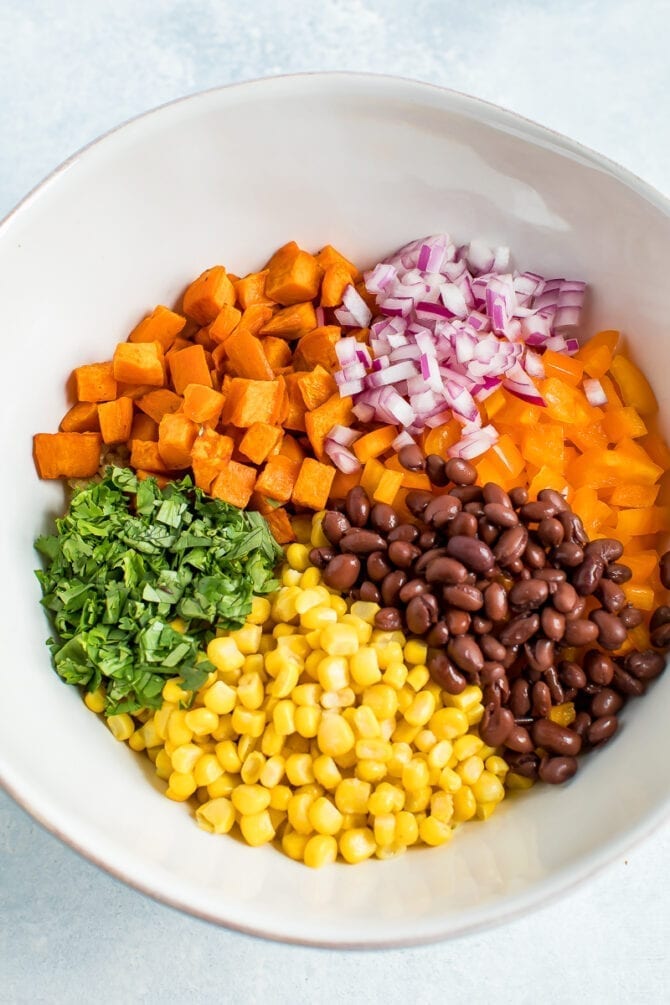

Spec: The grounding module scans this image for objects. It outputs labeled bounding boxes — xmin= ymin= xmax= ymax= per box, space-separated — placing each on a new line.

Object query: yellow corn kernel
xmin=446 ymin=684 xmax=483 ymax=712
xmin=339 ymin=613 xmax=373 ymax=646
xmin=258 ymin=754 xmax=284 ymax=789
xmin=430 ymin=791 xmax=454 ymax=823
xmin=282 ymin=567 xmax=302 ymax=587
xmin=419 ymin=816 xmax=454 ymax=847
xmin=362 ymin=684 xmax=398 ymax=720
xmin=427 ymin=739 xmax=453 ymax=771
xmin=151 ymin=704 xmax=173 ymax=741
xmin=273 ymin=623 xmax=297 ymax=638
xmin=368 ymin=782 xmax=404 ymax=815
xmin=438 ymin=766 xmax=462 ymax=793
xmin=452 ymin=785 xmax=477 ymax=821
xmin=310 ymin=512 xmax=329 ymax=547
xmin=215 ymin=740 xmax=242 ymax=773
xmin=171 ymin=743 xmax=203 ymax=774
xmin=303 ymin=833 xmax=338 ymax=868
xmin=317 ymin=655 xmax=349 ymax=692
xmin=286 ymin=542 xmax=311 ymax=572
xmin=308 ymin=796 xmax=343 ymax=836
xmin=165 ymin=771 xmax=197 ymax=801
xmin=233 ymin=672 xmax=262 ymax=711
xmin=295 ymin=705 xmax=321 ymax=738
xmin=485 ymin=755 xmax=510 ymax=778
xmin=312 ymin=755 xmax=342 ymax=790
xmin=430 ymin=707 xmax=469 ymax=740
xmin=548 ymin=702 xmax=577 ymax=727
xmin=318 ymin=712 xmax=355 ymax=758
xmin=237 ymin=734 xmax=258 ymax=762
xmin=247 ymin=595 xmax=271 ymax=625
xmin=287 ymin=792 xmax=316 ymax=834
xmin=269 ymin=784 xmax=292 ymax=811
xmin=232 ymin=706 xmax=266 ymax=738
xmin=84 ymin=687 xmax=105 ymax=714
xmin=285 ymin=752 xmax=315 ymax=786
xmin=391 ymin=720 xmax=421 ymax=744
xmin=375 ymin=642 xmax=405 ymax=670
xmin=239 ymin=810 xmax=275 ymax=847
xmin=355 ymin=759 xmax=388 ymax=784
xmin=383 ymin=661 xmax=408 ymax=690
xmin=406 ymin=665 xmax=430 ymax=692
xmin=321 ymin=687 xmax=356 ymax=710
xmin=211 ymin=717 xmax=235 ymax=742
xmin=402 ymin=757 xmax=430 ymax=792
xmin=387 ymin=742 xmax=413 ymax=777
xmin=231 ymin=783 xmax=271 ymax=816
xmin=195 ymin=797 xmax=235 ymax=835
xmin=506 ymin=772 xmax=535 ymax=790
xmin=268 ymin=662 xmax=299 ymax=700
xmin=162 ymin=678 xmax=189 ymax=704
xmin=404 ymin=690 xmax=436 ymax=727
xmin=202 ymin=680 xmax=236 ymax=716
xmin=230 ymin=623 xmax=263 ymax=656
xmin=328 ymin=594 xmax=348 ymax=618
xmin=184 ymin=707 xmax=219 ymax=737
xmin=206 ymin=772 xmax=238 ymax=799
xmin=396 ymin=686 xmax=415 ymax=715
xmin=207 ymin=636 xmax=245 ymax=673
xmin=404 ymin=785 xmax=431 ymax=813
xmin=128 ymin=731 xmax=145 ymax=752
xmin=320 ymin=623 xmax=359 ymax=657
xmin=355 ymin=738 xmax=392 ymax=762
xmin=466 ymin=703 xmax=484 ymax=726
xmin=291 ymin=513 xmax=312 ymax=544
xmin=271 ymin=586 xmax=301 ymax=624
xmin=472 ymin=770 xmax=505 ymax=805
xmin=453 ymin=734 xmax=484 ymax=761
xmin=339 ymin=827 xmax=376 ymax=864
xmin=260 ymin=722 xmax=285 ymax=757
xmin=194 ymin=753 xmax=223 ymax=788
xmin=373 ymin=812 xmax=396 ymax=847
xmin=457 ymin=755 xmax=485 ymax=786
xmin=395 ymin=811 xmax=419 ymax=846
xmin=349 ymin=647 xmax=381 ymax=687
xmin=334 ymin=777 xmax=371 ymax=815
xmin=293 ymin=589 xmax=324 ymax=617
xmin=240 ymin=750 xmax=267 ymax=785
xmin=403 ymin=639 xmax=428 ymax=666
xmin=107 ymin=713 xmax=134 ymax=742
xmin=299 ymin=566 xmax=322 ymax=590
xmin=351 ymin=704 xmax=381 ymax=739
xmin=348 ymin=600 xmax=377 ymax=624
xmin=290 ymin=683 xmax=319 ymax=707
xmin=273 ymin=699 xmax=296 ymax=737
xmin=282 ymin=827 xmax=310 ymax=861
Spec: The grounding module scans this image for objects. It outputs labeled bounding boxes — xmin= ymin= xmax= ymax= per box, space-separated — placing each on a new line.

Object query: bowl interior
xmin=1 ymin=74 xmax=669 ymax=946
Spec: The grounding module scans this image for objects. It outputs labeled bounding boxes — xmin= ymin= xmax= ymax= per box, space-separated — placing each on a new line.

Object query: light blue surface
xmin=2 ymin=2 xmax=670 ymax=1002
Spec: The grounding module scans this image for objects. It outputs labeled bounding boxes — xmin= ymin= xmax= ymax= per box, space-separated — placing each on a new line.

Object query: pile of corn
xmin=91 ymin=517 xmax=514 ymax=867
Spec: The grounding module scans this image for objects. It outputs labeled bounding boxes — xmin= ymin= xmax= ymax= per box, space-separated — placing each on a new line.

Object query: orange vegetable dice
xmin=157 ymin=412 xmax=199 ymax=469
xmin=304 ymin=394 xmax=354 ymax=460
xmin=137 ymin=388 xmax=183 ymax=423
xmin=209 ymin=304 xmax=242 ymax=344
xmin=33 ymin=432 xmax=102 ymax=480
xmin=182 ymin=384 xmax=225 ymax=424
xmin=320 ymin=263 xmax=353 ymax=308
xmin=262 ymin=336 xmax=293 ymax=373
xmin=492 ymin=432 xmax=526 ymax=478
xmin=210 ymin=460 xmax=257 ymax=508
xmin=130 ymin=412 xmax=158 ymax=442
xmin=294 ymin=326 xmax=341 ymax=372
xmin=602 ymin=406 xmax=647 ymax=443
xmin=234 ymin=270 xmax=273 ymax=309
xmin=609 ymin=483 xmax=660 ymax=508
xmin=297 ymin=366 xmax=337 ymax=411
xmin=129 ymin=439 xmax=169 ymax=473
xmin=609 ymin=353 xmax=658 ymax=415
xmin=329 ymin=469 xmax=361 ymax=500
xmin=315 ymin=244 xmax=360 ymax=280
xmin=255 ymin=455 xmax=301 ymax=503
xmin=128 ymin=305 xmax=186 ymax=351
xmin=260 ymin=302 xmax=317 ymax=339
xmin=642 ymin=433 xmax=670 ymax=469
xmin=292 ymin=458 xmax=336 ymax=511
xmin=265 ymin=243 xmax=323 ymax=306
xmin=74 ymin=361 xmax=118 ymax=403
xmin=183 ymin=266 xmax=235 ymax=325
xmin=372 ymin=469 xmax=404 ymax=506
xmin=98 ymin=396 xmax=134 ymax=445
xmin=265 ymin=507 xmax=296 ymax=545
xmin=422 ymin=421 xmax=461 ymax=458
xmin=527 ymin=466 xmax=568 ymax=500
xmin=359 ymin=458 xmax=385 ymax=498
xmin=113 ymin=342 xmax=164 ymax=387
xmin=191 ymin=429 xmax=234 ymax=492
xmin=239 ymin=423 xmax=284 ymax=465
xmin=539 ymin=378 xmax=591 ymax=426
xmin=542 ymin=349 xmax=584 ymax=387
xmin=623 ymin=583 xmax=656 ymax=611
xmin=168 ymin=344 xmax=213 ymax=394
xmin=59 ymin=402 xmax=100 ymax=433
xmin=353 ymin=426 xmax=398 ymax=464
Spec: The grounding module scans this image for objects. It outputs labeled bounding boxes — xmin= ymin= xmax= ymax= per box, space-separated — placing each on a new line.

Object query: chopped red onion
xmin=583 ymin=377 xmax=608 ymax=407
xmin=325 ymin=439 xmax=362 ymax=473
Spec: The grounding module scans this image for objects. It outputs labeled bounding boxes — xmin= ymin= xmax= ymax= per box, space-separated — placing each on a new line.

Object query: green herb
xmin=35 ymin=467 xmax=282 ymax=715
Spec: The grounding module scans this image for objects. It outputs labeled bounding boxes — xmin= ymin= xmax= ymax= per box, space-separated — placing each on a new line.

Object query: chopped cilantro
xmin=35 ymin=467 xmax=282 ymax=715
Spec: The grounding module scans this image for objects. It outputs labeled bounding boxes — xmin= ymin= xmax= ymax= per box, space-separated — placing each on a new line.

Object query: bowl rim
xmin=2 ymin=70 xmax=670 ymax=949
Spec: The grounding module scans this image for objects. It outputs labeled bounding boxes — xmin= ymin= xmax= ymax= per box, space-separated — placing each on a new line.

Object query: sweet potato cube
xmin=291 ymin=458 xmax=335 ymax=511
xmin=98 ymin=396 xmax=134 ymax=445
xmin=265 ymin=244 xmax=323 ymax=306
xmin=182 ymin=266 xmax=235 ymax=325
xmin=211 ymin=460 xmax=257 ymax=508
xmin=137 ymin=388 xmax=183 ymax=423
xmin=238 ymin=305 xmax=274 ymax=336
xmin=315 ymin=244 xmax=360 ymax=280
xmin=209 ymin=303 xmax=242 ymax=344
xmin=191 ymin=429 xmax=234 ymax=492
xmin=113 ymin=342 xmax=165 ymax=387
xmin=262 ymin=336 xmax=292 ymax=373
xmin=224 ymin=330 xmax=275 ymax=381
xmin=59 ymin=401 xmax=99 ymax=433
xmin=260 ymin=302 xmax=317 ymax=339
xmin=282 ymin=373 xmax=308 ymax=432
xmin=304 ymin=394 xmax=354 ymax=460
xmin=222 ymin=378 xmax=283 ymax=427
xmin=158 ymin=412 xmax=199 ymax=469
xmin=264 ymin=507 xmax=296 ymax=545
xmin=294 ymin=326 xmax=341 ymax=372
xmin=182 ymin=384 xmax=225 ymax=424
xmin=33 ymin=432 xmax=102 ymax=480
xmin=297 ymin=366 xmax=337 ymax=411
xmin=254 ymin=455 xmax=300 ymax=503
xmin=320 ymin=263 xmax=353 ymax=308
xmin=329 ymin=468 xmax=361 ymax=500
xmin=130 ymin=412 xmax=158 ymax=441
xmin=130 ymin=439 xmax=169 ymax=473
xmin=168 ymin=344 xmax=212 ymax=394
xmin=278 ymin=433 xmax=306 ymax=465
xmin=239 ymin=423 xmax=283 ymax=465
xmin=234 ymin=270 xmax=273 ymax=309
xmin=128 ymin=305 xmax=186 ymax=351
xmin=74 ymin=361 xmax=118 ymax=402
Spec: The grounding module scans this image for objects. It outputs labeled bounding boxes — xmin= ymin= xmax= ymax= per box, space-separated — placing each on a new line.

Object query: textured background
xmin=2 ymin=1 xmax=670 ymax=1002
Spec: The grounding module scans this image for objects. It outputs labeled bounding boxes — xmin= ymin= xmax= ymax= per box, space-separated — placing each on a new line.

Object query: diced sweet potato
xmin=168 ymin=344 xmax=212 ymax=394
xmin=265 ymin=243 xmax=323 ymax=306
xmin=183 ymin=266 xmax=235 ymax=325
xmin=260 ymin=302 xmax=317 ymax=339
xmin=158 ymin=412 xmax=199 ymax=469
xmin=291 ymin=458 xmax=335 ymax=511
xmin=190 ymin=429 xmax=234 ymax=492
xmin=128 ymin=305 xmax=186 ymax=351
xmin=254 ymin=455 xmax=300 ymax=503
xmin=33 ymin=432 xmax=102 ymax=479
xmin=182 ymin=384 xmax=225 ymax=424
xmin=113 ymin=342 xmax=165 ymax=387
xmin=137 ymin=388 xmax=183 ymax=423
xmin=238 ymin=423 xmax=283 ymax=465
xmin=98 ymin=396 xmax=134 ymax=445
xmin=210 ymin=460 xmax=257 ymax=508
xmin=59 ymin=401 xmax=99 ymax=433
xmin=74 ymin=361 xmax=117 ymax=402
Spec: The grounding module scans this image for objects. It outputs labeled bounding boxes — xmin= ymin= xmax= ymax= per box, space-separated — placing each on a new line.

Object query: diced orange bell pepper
xmin=372 ymin=469 xmax=404 ymax=506
xmin=643 ymin=433 xmax=670 ymax=469
xmin=571 ymin=486 xmax=614 ymax=536
xmin=422 ymin=420 xmax=461 ymax=457
xmin=353 ymin=426 xmax=398 ymax=464
xmin=521 ymin=425 xmax=564 ymax=472
xmin=539 ymin=378 xmax=592 ymax=427
xmin=608 ymin=483 xmax=660 ymax=508
xmin=568 ymin=423 xmax=608 ymax=453
xmin=616 ymin=506 xmax=670 ymax=539
xmin=359 ymin=458 xmax=385 ymax=499
xmin=527 ymin=466 xmax=569 ymax=501
xmin=329 ymin=468 xmax=361 ymax=500
xmin=491 ymin=432 xmax=525 ymax=479
xmin=623 ymin=582 xmax=656 ymax=611
xmin=602 ymin=405 xmax=647 ymax=443
xmin=542 ymin=349 xmax=584 ymax=387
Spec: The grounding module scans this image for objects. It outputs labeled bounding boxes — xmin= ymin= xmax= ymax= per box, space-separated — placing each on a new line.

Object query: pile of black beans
xmin=310 ymin=452 xmax=670 ymax=785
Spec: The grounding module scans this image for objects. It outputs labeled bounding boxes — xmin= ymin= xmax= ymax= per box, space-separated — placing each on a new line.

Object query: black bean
xmin=374 ymin=607 xmax=403 ymax=631
xmin=445 ymin=609 xmax=471 ymax=635
xmin=590 ymin=610 xmax=628 ymax=651
xmin=509 ymin=678 xmax=531 ymax=718
xmin=559 ymin=660 xmax=587 ymax=690
xmin=520 ymin=500 xmax=558 ymax=522
xmin=505 ymin=751 xmax=539 ymax=779
xmin=398 ymin=578 xmax=429 ymax=604
xmin=387 ymin=540 xmax=421 ymax=569
xmin=369 ymin=503 xmax=398 ymax=534
xmin=414 ymin=547 xmax=449 ymax=574
xmin=339 ymin=529 xmax=387 ymax=554
xmin=544 ymin=666 xmax=564 ymax=704
xmin=564 ymin=596 xmax=586 ymax=621
xmin=482 ymin=483 xmax=513 ymax=509
xmin=563 ymin=619 xmax=599 ymax=646
xmin=380 ymin=570 xmax=407 ymax=606
xmin=450 ymin=485 xmax=483 ymax=504
xmin=425 ymin=556 xmax=469 ymax=585
xmin=499 ymin=613 xmax=540 ymax=646
xmin=322 ymin=510 xmax=351 ymax=544
xmin=509 ymin=487 xmax=529 ymax=508
xmin=539 ymin=756 xmax=578 ymax=784
xmin=479 ymin=703 xmax=515 ymax=746
xmin=367 ymin=551 xmax=393 ymax=582
xmin=591 ymin=688 xmax=623 ymax=717
xmin=483 ymin=582 xmax=509 ymax=622
xmin=524 ymin=638 xmax=554 ymax=673
xmin=531 ymin=681 xmax=552 ymax=718
xmin=557 ymin=510 xmax=588 ymax=546
xmin=585 ymin=538 xmax=624 ymax=564
xmin=604 ymin=562 xmax=633 ymax=584
xmin=387 ymin=523 xmax=420 ymax=544
xmin=660 ymin=551 xmax=670 ymax=590
xmin=443 ymin=584 xmax=484 ymax=612
xmin=624 ymin=649 xmax=666 ymax=681
xmin=398 ymin=444 xmax=425 ymax=472
xmin=345 ymin=486 xmax=371 ymax=527
xmin=406 ymin=595 xmax=436 ymax=635
xmin=541 ymin=607 xmax=566 ymax=642
xmin=358 ymin=581 xmax=382 ymax=604
xmin=572 ymin=711 xmax=592 ymax=741
xmin=612 ymin=663 xmax=646 ymax=697
xmin=597 ymin=579 xmax=627 ymax=614
xmin=424 ymin=494 xmax=462 ymax=527
xmin=322 ymin=554 xmax=361 ymax=591
xmin=425 ymin=453 xmax=449 ymax=486
xmin=448 ymin=635 xmax=484 ymax=674
xmin=477 ymin=520 xmax=499 ymax=546
xmin=532 ymin=719 xmax=582 ymax=756
xmin=535 ymin=568 xmax=567 ymax=586
xmin=418 ymin=529 xmax=437 ymax=550
xmin=445 ymin=457 xmax=477 ymax=485
xmin=309 ymin=546 xmax=336 ymax=569
xmin=480 ymin=635 xmax=507 ymax=662
xmin=426 ymin=621 xmax=450 ymax=647
xmin=619 ymin=605 xmax=644 ymax=629
xmin=447 ymin=512 xmax=479 ymax=537
xmin=446 ymin=535 xmax=495 ymax=573
xmin=537 ymin=488 xmax=570 ymax=513
xmin=536 ymin=517 xmax=564 ymax=547
xmin=427 ymin=649 xmax=467 ymax=694
xmin=505 ymin=724 xmax=534 ymax=753
xmin=472 ymin=615 xmax=493 ymax=635
xmin=551 ymin=542 xmax=584 ymax=568
xmin=588 ymin=715 xmax=619 ymax=745
xmin=651 ymin=623 xmax=670 ymax=649
xmin=571 ymin=555 xmax=605 ymax=596
xmin=650 ymin=605 xmax=670 ymax=633
xmin=524 ymin=540 xmax=547 ymax=569
xmin=405 ymin=490 xmax=433 ymax=516
xmin=508 ymin=578 xmax=549 ymax=610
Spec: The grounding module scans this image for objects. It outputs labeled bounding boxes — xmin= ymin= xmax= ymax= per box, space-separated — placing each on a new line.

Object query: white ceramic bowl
xmin=1 ymin=73 xmax=669 ymax=948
